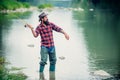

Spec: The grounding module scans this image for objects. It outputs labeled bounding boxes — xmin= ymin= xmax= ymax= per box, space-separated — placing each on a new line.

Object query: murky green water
xmin=0 ymin=1 xmax=120 ymax=80
xmin=72 ymin=9 xmax=120 ymax=73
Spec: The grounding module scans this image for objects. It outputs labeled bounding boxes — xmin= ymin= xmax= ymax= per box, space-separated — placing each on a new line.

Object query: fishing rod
xmin=13 ymin=14 xmax=28 ymax=27
xmin=19 ymin=18 xmax=27 ymax=27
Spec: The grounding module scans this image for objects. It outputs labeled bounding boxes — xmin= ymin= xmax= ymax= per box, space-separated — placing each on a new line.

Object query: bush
xmin=0 ymin=57 xmax=5 ymax=64
xmin=23 ymin=2 xmax=30 ymax=8
xmin=0 ymin=57 xmax=27 ymax=80
xmin=0 ymin=0 xmax=30 ymax=10
xmin=0 ymin=62 xmax=8 ymax=80
xmin=0 ymin=57 xmax=8 ymax=80
xmin=0 ymin=5 xmax=4 ymax=10
xmin=8 ymin=72 xmax=27 ymax=80
xmin=38 ymin=4 xmax=53 ymax=9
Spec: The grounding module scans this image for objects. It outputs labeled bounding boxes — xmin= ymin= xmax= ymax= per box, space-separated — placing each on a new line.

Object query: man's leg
xmin=39 ymin=46 xmax=48 ymax=80
xmin=48 ymin=46 xmax=56 ymax=80
xmin=49 ymin=71 xmax=55 ymax=80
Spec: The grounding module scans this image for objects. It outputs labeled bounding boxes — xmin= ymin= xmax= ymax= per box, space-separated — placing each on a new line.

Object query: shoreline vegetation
xmin=0 ymin=0 xmax=88 ymax=14
xmin=0 ymin=0 xmax=35 ymax=13
xmin=0 ymin=0 xmax=53 ymax=13
xmin=0 ymin=57 xmax=27 ymax=80
xmin=38 ymin=4 xmax=53 ymax=9
xmin=0 ymin=0 xmax=30 ymax=10
xmin=0 ymin=7 xmax=37 ymax=13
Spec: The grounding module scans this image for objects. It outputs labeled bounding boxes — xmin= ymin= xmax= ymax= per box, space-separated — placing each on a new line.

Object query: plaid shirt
xmin=35 ymin=22 xmax=62 ymax=48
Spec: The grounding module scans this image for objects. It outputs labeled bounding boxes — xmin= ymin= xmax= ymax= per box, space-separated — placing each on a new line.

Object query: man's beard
xmin=43 ymin=20 xmax=49 ymax=26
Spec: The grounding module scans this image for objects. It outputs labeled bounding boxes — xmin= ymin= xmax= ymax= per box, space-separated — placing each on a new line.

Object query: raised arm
xmin=26 ymin=24 xmax=38 ymax=38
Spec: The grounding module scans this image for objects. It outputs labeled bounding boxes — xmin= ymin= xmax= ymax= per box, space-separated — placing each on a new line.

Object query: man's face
xmin=43 ymin=16 xmax=48 ymax=22
xmin=42 ymin=16 xmax=49 ymax=25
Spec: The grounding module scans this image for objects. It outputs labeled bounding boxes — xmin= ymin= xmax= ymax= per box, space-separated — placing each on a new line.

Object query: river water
xmin=0 ymin=2 xmax=120 ymax=80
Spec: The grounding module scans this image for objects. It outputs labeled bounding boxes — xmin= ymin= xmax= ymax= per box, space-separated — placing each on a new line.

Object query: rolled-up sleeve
xmin=50 ymin=23 xmax=62 ymax=32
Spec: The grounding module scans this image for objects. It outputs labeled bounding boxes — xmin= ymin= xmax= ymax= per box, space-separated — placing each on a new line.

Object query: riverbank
xmin=0 ymin=6 xmax=38 ymax=13
xmin=0 ymin=0 xmax=32 ymax=13
xmin=0 ymin=0 xmax=30 ymax=10
xmin=0 ymin=6 xmax=85 ymax=14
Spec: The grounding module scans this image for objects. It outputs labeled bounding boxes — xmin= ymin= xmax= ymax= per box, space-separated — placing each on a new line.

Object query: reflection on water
xmin=0 ymin=4 xmax=120 ymax=80
xmin=72 ymin=9 xmax=120 ymax=75
xmin=0 ymin=13 xmax=13 ymax=56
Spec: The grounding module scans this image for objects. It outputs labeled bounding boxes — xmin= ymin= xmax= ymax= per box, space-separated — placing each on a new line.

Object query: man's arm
xmin=60 ymin=29 xmax=69 ymax=40
xmin=50 ymin=23 xmax=69 ymax=40
xmin=26 ymin=24 xmax=38 ymax=38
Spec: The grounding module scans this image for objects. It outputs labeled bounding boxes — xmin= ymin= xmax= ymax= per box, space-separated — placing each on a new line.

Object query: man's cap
xmin=39 ymin=12 xmax=48 ymax=19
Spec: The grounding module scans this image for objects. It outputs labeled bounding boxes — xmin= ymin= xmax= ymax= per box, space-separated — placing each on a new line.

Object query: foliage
xmin=7 ymin=72 xmax=27 ymax=80
xmin=38 ymin=4 xmax=53 ymax=9
xmin=0 ymin=57 xmax=5 ymax=64
xmin=0 ymin=57 xmax=27 ymax=80
xmin=0 ymin=0 xmax=30 ymax=10
xmin=22 ymin=2 xmax=30 ymax=8
xmin=10 ymin=67 xmax=26 ymax=71
xmin=4 ymin=11 xmax=32 ymax=19
xmin=0 ymin=57 xmax=7 ymax=80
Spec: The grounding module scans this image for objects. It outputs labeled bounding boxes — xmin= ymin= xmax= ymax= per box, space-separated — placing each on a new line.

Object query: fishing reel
xmin=24 ymin=25 xmax=27 ymax=27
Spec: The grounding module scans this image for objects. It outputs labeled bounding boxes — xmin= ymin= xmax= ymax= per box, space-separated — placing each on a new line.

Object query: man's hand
xmin=25 ymin=24 xmax=38 ymax=38
xmin=61 ymin=30 xmax=69 ymax=40
xmin=64 ymin=33 xmax=69 ymax=40
xmin=25 ymin=24 xmax=34 ymax=30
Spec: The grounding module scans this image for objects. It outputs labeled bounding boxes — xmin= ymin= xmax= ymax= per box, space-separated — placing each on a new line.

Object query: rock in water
xmin=93 ymin=70 xmax=111 ymax=77
xmin=90 ymin=70 xmax=112 ymax=80
xmin=59 ymin=56 xmax=65 ymax=60
xmin=27 ymin=44 xmax=34 ymax=47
